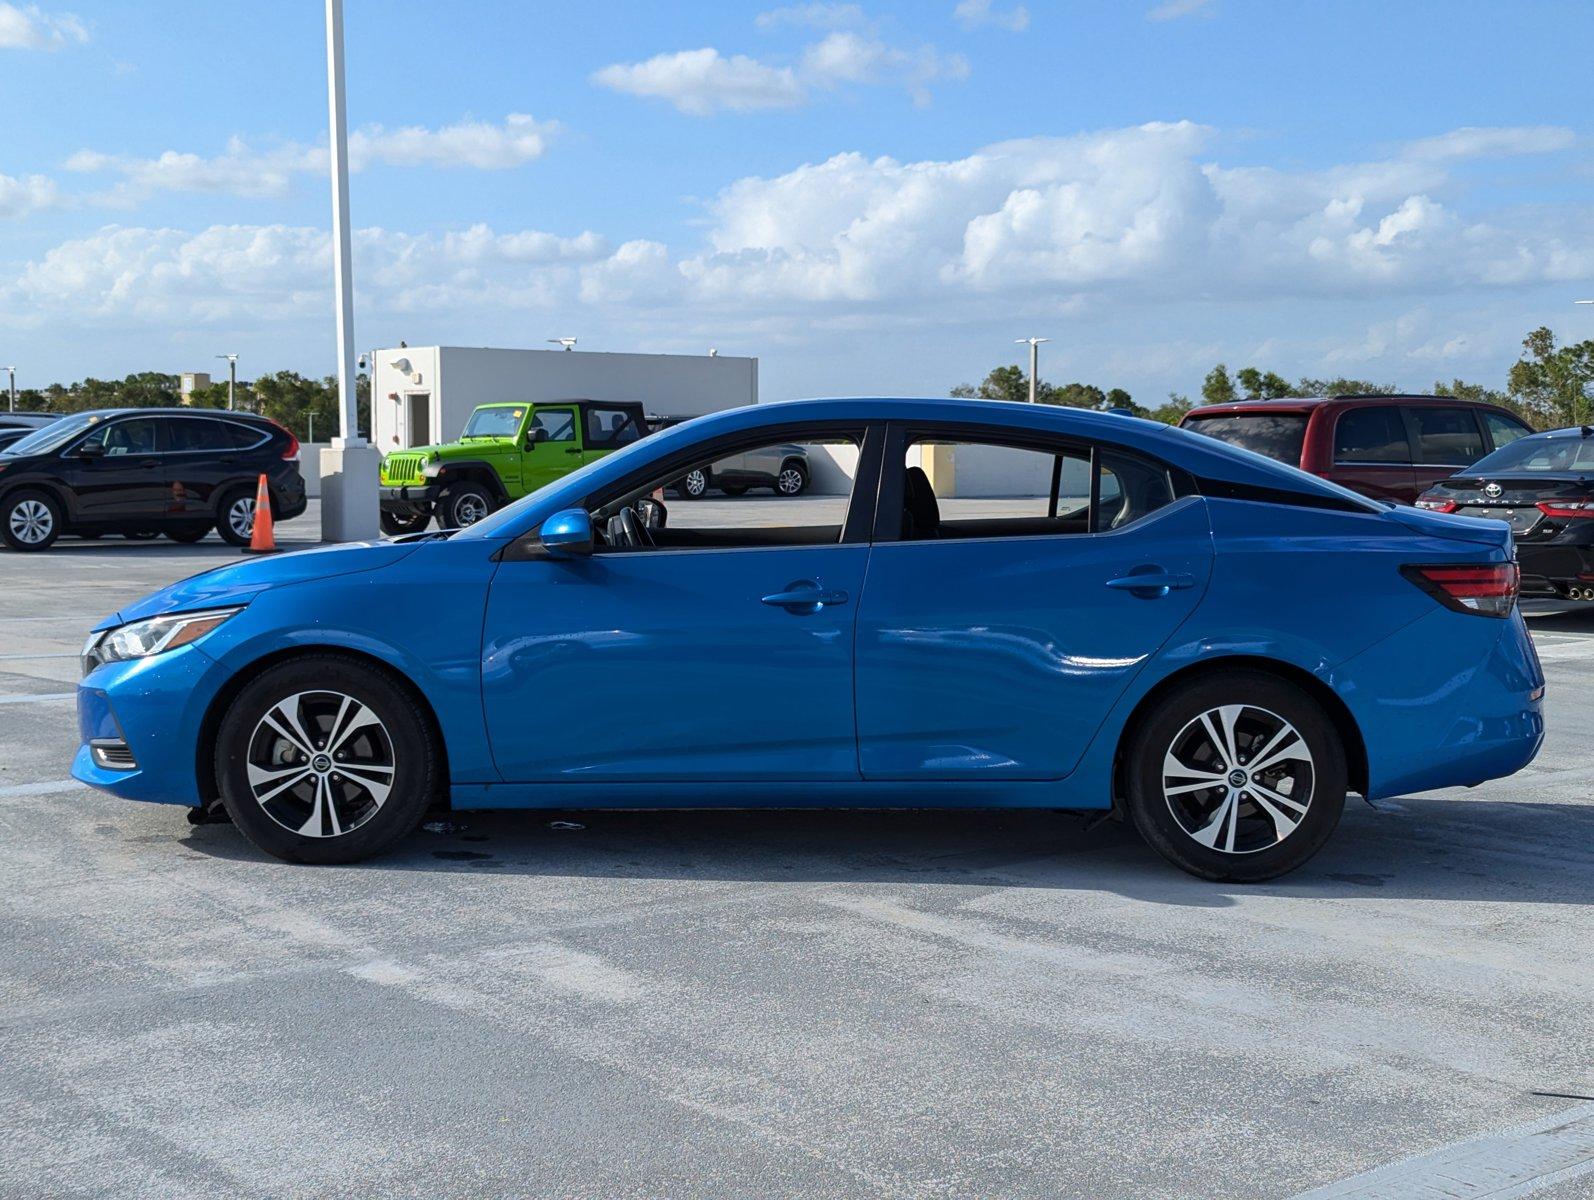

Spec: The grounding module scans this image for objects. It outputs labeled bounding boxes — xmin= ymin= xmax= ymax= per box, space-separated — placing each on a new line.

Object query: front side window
xmin=1409 ymin=407 xmax=1485 ymax=465
xmin=585 ymin=406 xmax=643 ymax=448
xmin=1333 ymin=407 xmax=1410 ymax=464
xmin=895 ymin=433 xmax=1174 ymax=541
xmin=591 ymin=431 xmax=864 ymax=552
xmin=80 ymin=418 xmax=163 ymax=456
xmin=529 ymin=408 xmax=576 ymax=443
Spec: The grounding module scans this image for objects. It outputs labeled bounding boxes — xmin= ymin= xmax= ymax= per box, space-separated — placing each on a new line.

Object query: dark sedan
xmin=1417 ymin=425 xmax=1594 ymax=603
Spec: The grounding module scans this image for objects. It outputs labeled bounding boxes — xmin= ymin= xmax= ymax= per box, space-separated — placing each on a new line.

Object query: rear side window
xmin=1182 ymin=414 xmax=1308 ymax=465
xmin=1483 ymin=412 xmax=1530 ymax=451
xmin=585 ymin=406 xmax=643 ymax=448
xmin=169 ymin=419 xmax=265 ymax=452
xmin=1333 ymin=407 xmax=1410 ymax=464
xmin=1409 ymin=407 xmax=1485 ymax=465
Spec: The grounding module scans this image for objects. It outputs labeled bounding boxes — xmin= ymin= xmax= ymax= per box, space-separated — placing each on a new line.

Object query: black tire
xmin=774 ymin=461 xmax=808 ymax=497
xmin=1124 ymin=670 xmax=1346 ymax=883
xmin=380 ymin=510 xmax=431 ymax=536
xmin=215 ymin=655 xmax=440 ymax=865
xmin=215 ymin=486 xmax=257 ymax=546
xmin=1 ymin=489 xmax=63 ymax=551
xmin=720 ymin=485 xmax=749 ymax=497
xmin=676 ymin=468 xmax=709 ymax=499
xmin=166 ymin=525 xmax=210 ymax=543
xmin=438 ymin=483 xmax=495 ymax=529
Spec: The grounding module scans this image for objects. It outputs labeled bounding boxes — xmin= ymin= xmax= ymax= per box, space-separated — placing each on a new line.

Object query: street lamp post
xmin=2 ymin=366 xmax=14 ymax=413
xmin=319 ymin=0 xmax=379 ymax=542
xmin=215 ymin=353 xmax=237 ymax=410
xmin=1014 ymin=337 xmax=1050 ymax=403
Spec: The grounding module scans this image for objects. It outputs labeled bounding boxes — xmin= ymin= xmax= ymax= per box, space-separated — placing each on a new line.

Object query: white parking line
xmin=0 ymin=692 xmax=74 ymax=704
xmin=0 ymin=779 xmax=84 ymax=798
xmin=1533 ymin=641 xmax=1594 ymax=661
xmin=1289 ymin=1101 xmax=1594 ymax=1199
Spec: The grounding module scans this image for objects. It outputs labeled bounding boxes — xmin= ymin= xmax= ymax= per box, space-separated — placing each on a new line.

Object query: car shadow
xmin=181 ymin=794 xmax=1594 ymax=908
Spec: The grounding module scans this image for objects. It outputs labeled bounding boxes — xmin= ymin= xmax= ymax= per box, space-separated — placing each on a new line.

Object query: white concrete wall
xmin=802 ymin=442 xmax=859 ymax=495
xmin=371 ymin=346 xmax=757 ymax=451
xmin=299 ymin=441 xmax=330 ymax=498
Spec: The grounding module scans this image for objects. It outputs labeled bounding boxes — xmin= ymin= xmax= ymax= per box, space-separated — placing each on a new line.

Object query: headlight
xmin=83 ymin=607 xmax=242 ymax=673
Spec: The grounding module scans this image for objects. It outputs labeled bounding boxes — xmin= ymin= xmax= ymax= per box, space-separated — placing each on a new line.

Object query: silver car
xmin=676 ymin=443 xmax=809 ymax=499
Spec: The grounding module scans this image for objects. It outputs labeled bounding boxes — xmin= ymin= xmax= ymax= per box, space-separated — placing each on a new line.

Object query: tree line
xmin=951 ymin=325 xmax=1594 ymax=430
xmin=5 ymin=371 xmax=371 ymax=442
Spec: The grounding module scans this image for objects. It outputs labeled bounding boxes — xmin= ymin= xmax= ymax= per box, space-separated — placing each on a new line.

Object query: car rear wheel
xmin=380 ymin=510 xmax=431 ymax=536
xmin=775 ymin=462 xmax=807 ymax=497
xmin=2 ymin=490 xmax=62 ymax=551
xmin=215 ymin=656 xmax=440 ymax=864
xmin=215 ymin=487 xmax=257 ymax=546
xmin=1124 ymin=670 xmax=1346 ymax=882
xmin=439 ymin=484 xmax=494 ymax=529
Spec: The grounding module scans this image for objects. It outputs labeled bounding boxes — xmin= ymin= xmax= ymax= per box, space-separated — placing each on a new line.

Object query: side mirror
xmin=538 ymin=508 xmax=593 ymax=557
xmin=77 ymin=441 xmax=106 ymax=459
xmin=525 ymin=427 xmax=549 ymax=447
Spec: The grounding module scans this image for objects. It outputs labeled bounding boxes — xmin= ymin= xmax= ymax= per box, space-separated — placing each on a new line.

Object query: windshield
xmin=1467 ymin=433 xmax=1594 ymax=474
xmin=0 ymin=412 xmax=99 ymax=456
xmin=1182 ymin=413 xmax=1309 ymax=465
xmin=461 ymin=406 xmax=525 ymax=439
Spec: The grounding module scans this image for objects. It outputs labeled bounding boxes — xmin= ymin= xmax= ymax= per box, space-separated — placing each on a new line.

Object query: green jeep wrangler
xmin=378 ymin=399 xmax=648 ymax=534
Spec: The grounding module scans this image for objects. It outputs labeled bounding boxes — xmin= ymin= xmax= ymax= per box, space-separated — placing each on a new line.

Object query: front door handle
xmin=565 ymin=447 xmax=583 ymax=455
xmin=761 ymin=583 xmax=849 ymax=613
xmin=1105 ymin=570 xmax=1194 ymax=598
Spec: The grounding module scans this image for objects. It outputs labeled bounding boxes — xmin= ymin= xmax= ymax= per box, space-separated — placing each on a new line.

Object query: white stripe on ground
xmin=0 ymin=692 xmax=74 ymax=704
xmin=1289 ymin=1102 xmax=1594 ymax=1199
xmin=0 ymin=779 xmax=84 ymax=798
xmin=0 ymin=653 xmax=77 ymax=660
xmin=1533 ymin=641 xmax=1594 ymax=661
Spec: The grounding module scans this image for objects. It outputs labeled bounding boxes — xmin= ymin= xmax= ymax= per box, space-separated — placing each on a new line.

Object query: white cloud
xmin=350 ymin=114 xmax=558 ymax=170
xmin=592 ymin=49 xmax=806 ymax=115
xmin=1147 ymin=0 xmax=1213 ymax=20
xmin=755 ymin=3 xmax=865 ymax=29
xmin=1400 ymin=125 xmax=1576 ymax=162
xmin=594 ymin=34 xmax=968 ymax=115
xmin=953 ymin=0 xmax=1030 ymax=32
xmin=0 ymin=2 xmax=86 ymax=50
xmin=0 ymin=171 xmax=63 ymax=218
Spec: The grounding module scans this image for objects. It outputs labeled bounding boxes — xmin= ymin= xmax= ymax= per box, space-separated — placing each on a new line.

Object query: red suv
xmin=1179 ymin=395 xmax=1533 ymax=505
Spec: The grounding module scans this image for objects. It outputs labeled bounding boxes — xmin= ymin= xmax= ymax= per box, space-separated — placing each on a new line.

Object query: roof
xmin=1186 ymin=394 xmax=1501 ymax=417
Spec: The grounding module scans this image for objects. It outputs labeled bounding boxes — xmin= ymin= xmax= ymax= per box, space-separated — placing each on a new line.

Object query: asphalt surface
xmin=3 ymin=505 xmax=1593 ymax=1199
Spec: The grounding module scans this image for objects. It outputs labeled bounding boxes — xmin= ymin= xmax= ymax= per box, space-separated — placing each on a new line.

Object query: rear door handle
xmin=1105 ymin=570 xmax=1194 ymax=597
xmin=761 ymin=584 xmax=849 ymax=613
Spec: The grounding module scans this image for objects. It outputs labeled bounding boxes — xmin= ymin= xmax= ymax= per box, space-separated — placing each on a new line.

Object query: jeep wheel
xmin=440 ymin=484 xmax=494 ymax=529
xmin=380 ymin=510 xmax=431 ymax=536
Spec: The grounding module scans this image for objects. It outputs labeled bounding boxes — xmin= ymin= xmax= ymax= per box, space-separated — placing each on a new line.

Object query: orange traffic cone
xmin=243 ymin=473 xmax=279 ymax=554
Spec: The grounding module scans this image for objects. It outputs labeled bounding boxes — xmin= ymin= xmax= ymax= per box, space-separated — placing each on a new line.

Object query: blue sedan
xmin=72 ymin=399 xmax=1544 ymax=881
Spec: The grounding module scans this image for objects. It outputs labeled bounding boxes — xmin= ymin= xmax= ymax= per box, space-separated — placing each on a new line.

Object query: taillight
xmin=267 ymin=419 xmax=300 ymax=462
xmin=1415 ymin=496 xmax=1457 ymax=512
xmin=1536 ymin=499 xmax=1594 ymax=519
xmin=1401 ymin=563 xmax=1519 ymax=617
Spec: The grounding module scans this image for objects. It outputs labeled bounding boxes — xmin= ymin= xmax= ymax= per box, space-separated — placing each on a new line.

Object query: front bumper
xmin=380 ymin=483 xmax=439 ymax=517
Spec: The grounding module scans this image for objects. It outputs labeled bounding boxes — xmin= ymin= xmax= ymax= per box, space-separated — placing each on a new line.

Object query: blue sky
xmin=1 ymin=0 xmax=1591 ymax=402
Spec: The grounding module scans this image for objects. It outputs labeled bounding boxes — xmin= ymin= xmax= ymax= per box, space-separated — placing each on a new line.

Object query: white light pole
xmin=1015 ymin=337 xmax=1050 ymax=403
xmin=215 ymin=353 xmax=237 ymax=410
xmin=319 ymin=0 xmax=379 ymax=542
xmin=2 ymin=366 xmax=14 ymax=413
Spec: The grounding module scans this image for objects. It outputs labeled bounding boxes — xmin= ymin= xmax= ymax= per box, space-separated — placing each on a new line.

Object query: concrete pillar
xmin=319 ymin=444 xmax=381 ymax=542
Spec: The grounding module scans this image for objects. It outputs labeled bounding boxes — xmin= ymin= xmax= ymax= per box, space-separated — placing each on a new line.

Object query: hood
xmin=1383 ymin=505 xmax=1514 ymax=549
xmin=98 ymin=539 xmax=425 ymax=630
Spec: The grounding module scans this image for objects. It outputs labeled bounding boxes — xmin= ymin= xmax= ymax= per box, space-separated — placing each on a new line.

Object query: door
xmin=70 ymin=416 xmax=170 ymax=521
xmin=481 ymin=423 xmax=876 ymax=782
xmin=164 ymin=415 xmax=268 ymax=518
xmin=1328 ymin=406 xmax=1418 ymax=503
xmin=855 ymin=430 xmax=1213 ymax=781
xmin=406 ymin=394 xmax=431 ymax=447
xmin=519 ymin=405 xmax=581 ymax=493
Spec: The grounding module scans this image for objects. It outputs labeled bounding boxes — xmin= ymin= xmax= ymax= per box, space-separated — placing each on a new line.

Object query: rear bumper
xmin=380 ymin=484 xmax=439 ymax=517
xmin=1516 ymin=543 xmax=1594 ymax=595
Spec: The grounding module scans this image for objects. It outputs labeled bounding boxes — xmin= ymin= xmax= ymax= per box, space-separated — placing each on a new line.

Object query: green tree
xmin=1051 ymin=382 xmax=1106 ymax=409
xmin=1297 ymin=377 xmax=1397 ymax=397
xmin=1201 ymin=364 xmax=1237 ymax=405
xmin=1149 ymin=392 xmax=1193 ymax=425
xmin=951 ymin=364 xmax=1043 ymax=404
xmin=1235 ymin=367 xmax=1295 ymax=400
xmin=1507 ymin=326 xmax=1594 ymax=427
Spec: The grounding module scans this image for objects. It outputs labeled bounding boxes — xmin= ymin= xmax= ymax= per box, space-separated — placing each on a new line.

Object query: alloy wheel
xmin=777 ymin=468 xmax=804 ymax=495
xmin=1161 ymin=704 xmax=1314 ymax=855
xmin=228 ymin=496 xmax=256 ymax=540
xmin=8 ymin=499 xmax=53 ymax=545
xmin=452 ymin=494 xmax=489 ymax=525
xmin=246 ymin=690 xmax=396 ymax=838
xmin=684 ymin=469 xmax=707 ymax=497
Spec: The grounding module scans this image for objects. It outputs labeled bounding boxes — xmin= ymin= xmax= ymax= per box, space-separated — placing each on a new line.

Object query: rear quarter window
xmin=1333 ymin=407 xmax=1411 ymax=464
xmin=1181 ymin=413 xmax=1308 ymax=466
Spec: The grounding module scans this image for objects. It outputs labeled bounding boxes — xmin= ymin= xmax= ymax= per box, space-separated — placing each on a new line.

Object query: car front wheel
xmin=775 ymin=462 xmax=807 ymax=496
xmin=439 ymin=484 xmax=494 ymax=528
xmin=2 ymin=490 xmax=63 ymax=551
xmin=215 ymin=655 xmax=440 ymax=864
xmin=1124 ymin=670 xmax=1346 ymax=882
xmin=677 ymin=468 xmax=709 ymax=499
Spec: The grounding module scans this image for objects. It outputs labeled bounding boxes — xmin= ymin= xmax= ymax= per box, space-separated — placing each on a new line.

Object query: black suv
xmin=0 ymin=409 xmax=307 ymax=551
